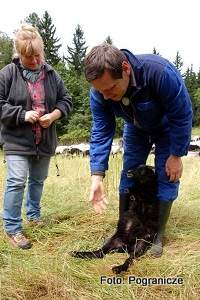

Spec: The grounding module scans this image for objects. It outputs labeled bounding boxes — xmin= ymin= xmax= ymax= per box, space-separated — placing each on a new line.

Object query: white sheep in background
xmin=55 ymin=143 xmax=90 ymax=156
xmin=55 ymin=145 xmax=71 ymax=154
xmin=111 ymin=139 xmax=124 ymax=157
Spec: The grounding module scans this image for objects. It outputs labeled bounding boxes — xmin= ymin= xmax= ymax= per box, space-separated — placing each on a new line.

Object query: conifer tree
xmin=25 ymin=12 xmax=40 ymax=28
xmin=173 ymin=51 xmax=183 ymax=74
xmin=193 ymin=88 xmax=200 ymax=125
xmin=66 ymin=24 xmax=87 ymax=75
xmin=39 ymin=11 xmax=61 ymax=66
xmin=104 ymin=36 xmax=113 ymax=44
xmin=196 ymin=68 xmax=200 ymax=88
xmin=184 ymin=65 xmax=197 ymax=94
xmin=26 ymin=11 xmax=61 ymax=66
xmin=0 ymin=32 xmax=13 ymax=69
xmin=152 ymin=47 xmax=160 ymax=55
xmin=184 ymin=65 xmax=198 ymax=124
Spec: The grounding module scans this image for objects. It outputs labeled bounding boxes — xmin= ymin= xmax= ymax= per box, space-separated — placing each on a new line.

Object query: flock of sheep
xmin=55 ymin=136 xmax=200 ymax=157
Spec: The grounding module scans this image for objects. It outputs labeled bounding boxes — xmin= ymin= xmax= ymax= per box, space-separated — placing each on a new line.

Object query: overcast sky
xmin=1 ymin=0 xmax=199 ymax=72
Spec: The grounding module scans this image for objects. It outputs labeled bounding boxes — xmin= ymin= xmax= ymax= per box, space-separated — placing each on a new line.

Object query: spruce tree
xmin=26 ymin=11 xmax=61 ymax=66
xmin=0 ymin=32 xmax=13 ymax=69
xmin=25 ymin=12 xmax=41 ymax=29
xmin=196 ymin=69 xmax=200 ymax=88
xmin=184 ymin=65 xmax=197 ymax=94
xmin=184 ymin=65 xmax=198 ymax=124
xmin=66 ymin=24 xmax=87 ymax=75
xmin=152 ymin=47 xmax=160 ymax=55
xmin=193 ymin=88 xmax=200 ymax=125
xmin=173 ymin=51 xmax=183 ymax=74
xmin=104 ymin=36 xmax=113 ymax=44
xmin=39 ymin=11 xmax=61 ymax=66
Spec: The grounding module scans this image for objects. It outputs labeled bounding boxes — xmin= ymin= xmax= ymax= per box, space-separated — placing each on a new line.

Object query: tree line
xmin=0 ymin=11 xmax=200 ymax=144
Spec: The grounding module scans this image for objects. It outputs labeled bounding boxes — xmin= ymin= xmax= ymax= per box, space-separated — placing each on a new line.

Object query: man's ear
xmin=122 ymin=61 xmax=131 ymax=76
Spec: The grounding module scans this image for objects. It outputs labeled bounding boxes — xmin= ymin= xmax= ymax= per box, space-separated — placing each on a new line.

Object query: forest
xmin=1 ymin=10 xmax=200 ymax=144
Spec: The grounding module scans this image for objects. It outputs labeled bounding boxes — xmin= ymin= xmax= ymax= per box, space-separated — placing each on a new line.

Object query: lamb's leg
xmin=71 ymin=233 xmax=125 ymax=259
xmin=112 ymin=238 xmax=148 ymax=274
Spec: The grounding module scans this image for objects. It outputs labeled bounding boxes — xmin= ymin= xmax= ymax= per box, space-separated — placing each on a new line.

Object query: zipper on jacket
xmin=120 ymin=102 xmax=134 ymax=122
xmin=149 ymin=135 xmax=152 ymax=143
xmin=120 ymin=101 xmax=142 ymax=129
xmin=36 ymin=144 xmax=39 ymax=160
xmin=119 ymin=86 xmax=143 ymax=127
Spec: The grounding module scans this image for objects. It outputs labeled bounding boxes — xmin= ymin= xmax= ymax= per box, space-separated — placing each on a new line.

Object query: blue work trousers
xmin=119 ymin=123 xmax=179 ymax=202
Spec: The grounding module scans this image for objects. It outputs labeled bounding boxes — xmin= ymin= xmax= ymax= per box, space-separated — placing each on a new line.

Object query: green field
xmin=0 ymin=151 xmax=200 ymax=300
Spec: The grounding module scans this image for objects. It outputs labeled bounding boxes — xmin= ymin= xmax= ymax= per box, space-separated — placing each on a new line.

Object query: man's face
xmin=91 ymin=61 xmax=131 ymax=101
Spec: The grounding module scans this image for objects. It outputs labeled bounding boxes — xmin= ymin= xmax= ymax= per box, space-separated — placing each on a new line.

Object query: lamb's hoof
xmin=70 ymin=251 xmax=86 ymax=258
xmin=112 ymin=265 xmax=124 ymax=274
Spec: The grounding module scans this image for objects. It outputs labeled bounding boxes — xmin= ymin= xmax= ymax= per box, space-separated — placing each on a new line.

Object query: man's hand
xmin=89 ymin=175 xmax=108 ymax=214
xmin=165 ymin=155 xmax=183 ymax=182
xmin=25 ymin=110 xmax=39 ymax=124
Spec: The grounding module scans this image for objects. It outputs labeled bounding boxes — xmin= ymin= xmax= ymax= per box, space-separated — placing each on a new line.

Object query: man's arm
xmin=154 ymin=64 xmax=193 ymax=181
xmin=89 ymin=89 xmax=116 ymax=212
xmin=156 ymin=65 xmax=193 ymax=157
xmin=89 ymin=175 xmax=108 ymax=214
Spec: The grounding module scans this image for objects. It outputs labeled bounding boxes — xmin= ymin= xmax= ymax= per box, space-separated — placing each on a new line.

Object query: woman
xmin=0 ymin=24 xmax=72 ymax=249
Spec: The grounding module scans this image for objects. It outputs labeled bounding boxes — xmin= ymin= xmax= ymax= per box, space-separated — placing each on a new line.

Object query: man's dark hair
xmin=84 ymin=44 xmax=128 ymax=82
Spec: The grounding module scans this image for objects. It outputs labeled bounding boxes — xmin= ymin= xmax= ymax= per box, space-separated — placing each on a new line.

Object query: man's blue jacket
xmin=89 ymin=49 xmax=193 ymax=174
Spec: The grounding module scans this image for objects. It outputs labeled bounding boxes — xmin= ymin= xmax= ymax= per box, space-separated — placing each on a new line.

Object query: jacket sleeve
xmin=0 ymin=65 xmax=26 ymax=126
xmin=90 ymin=89 xmax=116 ymax=174
xmin=154 ymin=64 xmax=193 ymax=156
xmin=54 ymin=72 xmax=73 ymax=117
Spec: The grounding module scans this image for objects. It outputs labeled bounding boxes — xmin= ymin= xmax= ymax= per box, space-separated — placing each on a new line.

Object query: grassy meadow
xmin=0 ymin=150 xmax=200 ymax=299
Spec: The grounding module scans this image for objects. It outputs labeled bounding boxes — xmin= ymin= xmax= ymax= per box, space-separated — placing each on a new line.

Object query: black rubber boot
xmin=149 ymin=201 xmax=173 ymax=258
xmin=119 ymin=190 xmax=131 ymax=219
xmin=102 ymin=191 xmax=131 ymax=253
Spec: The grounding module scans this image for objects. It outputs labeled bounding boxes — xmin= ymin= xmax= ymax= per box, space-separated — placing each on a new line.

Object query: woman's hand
xmin=39 ymin=109 xmax=62 ymax=128
xmin=25 ymin=110 xmax=39 ymax=124
xmin=38 ymin=113 xmax=53 ymax=128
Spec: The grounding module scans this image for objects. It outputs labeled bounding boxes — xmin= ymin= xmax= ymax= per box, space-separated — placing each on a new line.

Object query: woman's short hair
xmin=13 ymin=24 xmax=44 ymax=61
xmin=84 ymin=44 xmax=128 ymax=82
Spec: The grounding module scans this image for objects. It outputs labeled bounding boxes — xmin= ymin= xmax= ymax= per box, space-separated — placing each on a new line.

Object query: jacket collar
xmin=121 ymin=49 xmax=147 ymax=89
xmin=12 ymin=57 xmax=53 ymax=73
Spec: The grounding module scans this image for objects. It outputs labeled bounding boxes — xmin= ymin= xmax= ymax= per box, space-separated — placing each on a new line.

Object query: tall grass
xmin=0 ymin=152 xmax=200 ymax=300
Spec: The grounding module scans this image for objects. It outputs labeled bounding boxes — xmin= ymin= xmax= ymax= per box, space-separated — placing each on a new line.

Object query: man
xmin=84 ymin=44 xmax=193 ymax=257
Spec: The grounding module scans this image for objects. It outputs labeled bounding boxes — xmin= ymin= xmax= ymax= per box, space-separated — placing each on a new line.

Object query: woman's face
xmin=20 ymin=53 xmax=43 ymax=70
